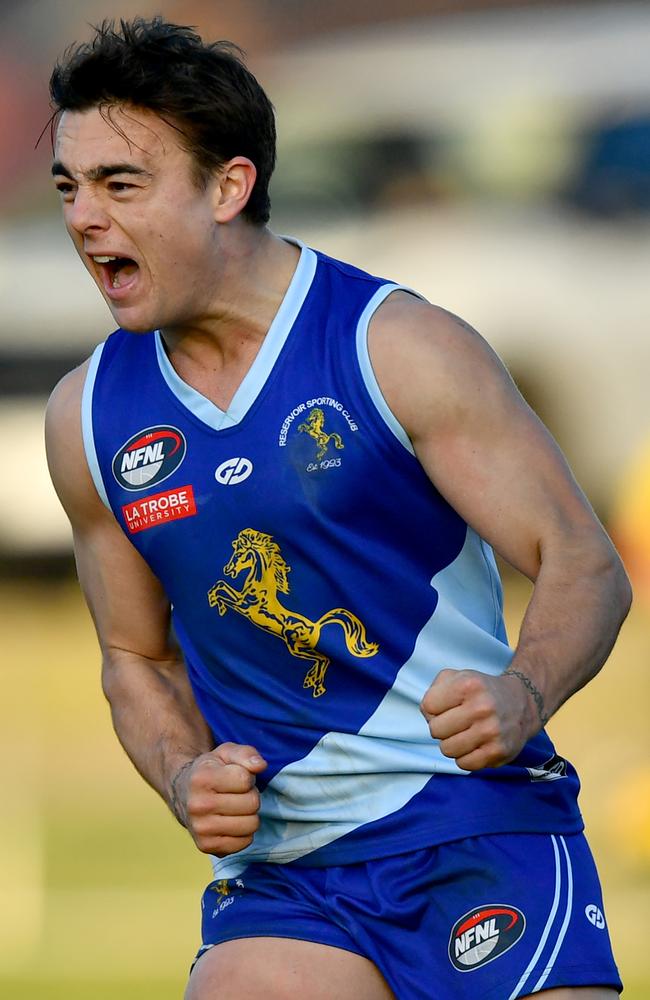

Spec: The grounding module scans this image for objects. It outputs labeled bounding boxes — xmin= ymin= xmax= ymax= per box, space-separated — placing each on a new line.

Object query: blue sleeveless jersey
xmin=82 ymin=241 xmax=583 ymax=877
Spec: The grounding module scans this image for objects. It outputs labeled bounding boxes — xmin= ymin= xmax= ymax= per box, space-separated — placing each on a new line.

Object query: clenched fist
xmin=420 ymin=668 xmax=538 ymax=771
xmin=171 ymin=742 xmax=267 ymax=856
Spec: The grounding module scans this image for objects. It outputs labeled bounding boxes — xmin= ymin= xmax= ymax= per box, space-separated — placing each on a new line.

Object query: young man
xmin=45 ymin=17 xmax=630 ymax=1000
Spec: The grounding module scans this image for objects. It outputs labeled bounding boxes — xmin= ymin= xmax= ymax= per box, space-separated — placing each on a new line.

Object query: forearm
xmin=101 ymin=646 xmax=214 ymax=819
xmin=422 ymin=531 xmax=631 ymax=770
xmin=507 ymin=531 xmax=632 ymax=732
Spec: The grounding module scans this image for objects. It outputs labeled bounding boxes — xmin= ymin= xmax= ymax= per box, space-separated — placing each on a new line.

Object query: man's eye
xmin=55 ymin=182 xmax=75 ymax=198
xmin=108 ymin=181 xmax=135 ymax=193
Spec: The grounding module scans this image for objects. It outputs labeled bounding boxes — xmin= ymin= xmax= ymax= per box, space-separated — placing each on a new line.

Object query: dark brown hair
xmin=49 ymin=17 xmax=276 ymax=224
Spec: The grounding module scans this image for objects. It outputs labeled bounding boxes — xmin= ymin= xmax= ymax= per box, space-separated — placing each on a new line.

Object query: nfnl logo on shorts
xmin=112 ymin=425 xmax=186 ymax=491
xmin=448 ymin=905 xmax=525 ymax=972
xmin=122 ymin=485 xmax=196 ymax=534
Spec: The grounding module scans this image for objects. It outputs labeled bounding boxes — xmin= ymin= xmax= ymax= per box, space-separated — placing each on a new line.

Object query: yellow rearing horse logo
xmin=298 ymin=408 xmax=344 ymax=460
xmin=207 ymin=528 xmax=378 ymax=697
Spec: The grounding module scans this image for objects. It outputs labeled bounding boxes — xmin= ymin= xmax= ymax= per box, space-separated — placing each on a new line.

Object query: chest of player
xmin=87 ymin=246 xmax=470 ymax=666
xmin=107 ymin=389 xmax=379 ymax=589
xmin=93 ymin=350 xmax=467 ymax=673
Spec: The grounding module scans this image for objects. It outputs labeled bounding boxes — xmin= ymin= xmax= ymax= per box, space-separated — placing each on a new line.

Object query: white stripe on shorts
xmin=507 ymin=834 xmax=562 ymax=1000
xmin=530 ymin=835 xmax=574 ymax=994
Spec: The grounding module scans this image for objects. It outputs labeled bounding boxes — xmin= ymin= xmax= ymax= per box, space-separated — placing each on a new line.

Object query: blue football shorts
xmin=194 ymin=831 xmax=622 ymax=999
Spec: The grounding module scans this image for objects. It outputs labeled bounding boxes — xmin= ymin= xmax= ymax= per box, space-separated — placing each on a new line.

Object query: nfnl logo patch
xmin=449 ymin=905 xmax=525 ymax=972
xmin=112 ymin=426 xmax=186 ymax=491
xmin=122 ymin=485 xmax=196 ymax=534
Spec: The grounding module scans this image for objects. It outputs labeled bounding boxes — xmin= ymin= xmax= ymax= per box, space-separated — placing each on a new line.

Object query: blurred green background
xmin=1 ymin=0 xmax=649 ymax=996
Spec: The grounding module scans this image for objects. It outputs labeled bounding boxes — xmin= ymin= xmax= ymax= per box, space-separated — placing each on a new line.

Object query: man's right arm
xmin=45 ymin=364 xmax=266 ymax=855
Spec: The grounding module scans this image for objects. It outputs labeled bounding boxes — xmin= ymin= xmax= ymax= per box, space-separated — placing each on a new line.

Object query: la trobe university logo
xmin=112 ymin=425 xmax=187 ymax=491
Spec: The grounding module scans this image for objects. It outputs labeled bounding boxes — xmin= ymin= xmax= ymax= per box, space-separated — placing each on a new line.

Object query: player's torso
xmin=86 ymin=246 xmax=468 ymax=744
xmin=84 ymin=242 xmax=583 ymax=869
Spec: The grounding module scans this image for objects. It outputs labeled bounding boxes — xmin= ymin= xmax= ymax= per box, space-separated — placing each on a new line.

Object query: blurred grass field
xmin=1 ymin=575 xmax=648 ymax=998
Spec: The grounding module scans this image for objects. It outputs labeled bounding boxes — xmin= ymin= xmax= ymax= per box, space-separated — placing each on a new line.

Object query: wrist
xmin=169 ymin=757 xmax=196 ymax=826
xmin=503 ymin=667 xmax=549 ymax=731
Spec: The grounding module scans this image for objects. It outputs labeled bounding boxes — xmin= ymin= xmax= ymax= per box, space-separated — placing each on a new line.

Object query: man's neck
xmin=158 ymin=227 xmax=302 ymax=410
xmin=162 ymin=227 xmax=300 ymax=361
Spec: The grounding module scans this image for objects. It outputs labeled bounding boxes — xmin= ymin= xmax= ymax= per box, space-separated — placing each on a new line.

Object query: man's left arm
xmin=368 ymin=294 xmax=632 ymax=771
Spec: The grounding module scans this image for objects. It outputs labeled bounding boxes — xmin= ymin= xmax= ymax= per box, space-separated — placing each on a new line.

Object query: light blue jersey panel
xmin=82 ymin=241 xmax=583 ymax=872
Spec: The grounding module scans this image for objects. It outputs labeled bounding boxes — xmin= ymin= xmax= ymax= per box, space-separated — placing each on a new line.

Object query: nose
xmin=65 ymin=186 xmax=110 ymax=237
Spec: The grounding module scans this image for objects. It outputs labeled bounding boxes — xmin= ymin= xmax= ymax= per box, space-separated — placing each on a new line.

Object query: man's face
xmin=53 ymin=105 xmax=220 ymax=333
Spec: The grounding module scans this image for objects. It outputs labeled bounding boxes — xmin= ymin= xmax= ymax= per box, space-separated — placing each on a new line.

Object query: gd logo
xmin=215 ymin=457 xmax=253 ymax=485
xmin=585 ymin=904 xmax=605 ymax=929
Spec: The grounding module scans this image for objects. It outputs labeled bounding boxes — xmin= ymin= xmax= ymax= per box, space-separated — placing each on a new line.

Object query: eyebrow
xmin=51 ymin=161 xmax=153 ymax=181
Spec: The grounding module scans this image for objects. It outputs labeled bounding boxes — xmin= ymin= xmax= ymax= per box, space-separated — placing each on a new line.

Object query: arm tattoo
xmin=440 ymin=308 xmax=480 ymax=338
xmin=504 ymin=668 xmax=549 ymax=726
xmin=170 ymin=759 xmax=194 ymax=826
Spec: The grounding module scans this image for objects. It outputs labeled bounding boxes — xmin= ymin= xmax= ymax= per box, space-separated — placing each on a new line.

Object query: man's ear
xmin=212 ymin=157 xmax=258 ymax=223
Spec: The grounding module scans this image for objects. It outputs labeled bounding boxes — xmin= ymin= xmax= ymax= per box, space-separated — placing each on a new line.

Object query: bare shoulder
xmin=45 ymin=360 xmax=88 ymax=445
xmin=45 ymin=359 xmax=101 ymax=522
xmin=45 ymin=359 xmax=172 ymax=652
xmin=367 ymin=290 xmax=606 ymax=579
xmin=371 ymin=289 xmax=485 ymax=344
xmin=369 ymin=289 xmax=494 ymax=355
xmin=367 ymin=290 xmax=519 ymax=445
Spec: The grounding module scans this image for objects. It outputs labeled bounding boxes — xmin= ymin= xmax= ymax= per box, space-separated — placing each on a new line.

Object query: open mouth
xmin=92 ymin=254 xmax=140 ymax=294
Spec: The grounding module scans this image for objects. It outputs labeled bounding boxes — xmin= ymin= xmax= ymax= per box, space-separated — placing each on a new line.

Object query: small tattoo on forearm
xmin=170 ymin=759 xmax=194 ymax=825
xmin=504 ymin=668 xmax=549 ymax=726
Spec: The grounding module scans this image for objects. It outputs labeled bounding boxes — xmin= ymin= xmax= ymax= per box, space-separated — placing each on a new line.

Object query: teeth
xmin=93 ymin=255 xmax=118 ymax=263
